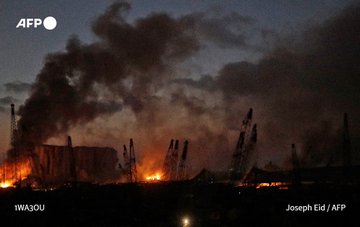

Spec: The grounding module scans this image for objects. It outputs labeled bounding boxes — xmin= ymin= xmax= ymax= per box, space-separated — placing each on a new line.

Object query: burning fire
xmin=0 ymin=158 xmax=32 ymax=188
xmin=137 ymin=149 xmax=165 ymax=183
xmin=256 ymin=182 xmax=288 ymax=190
xmin=145 ymin=172 xmax=162 ymax=182
xmin=0 ymin=181 xmax=12 ymax=188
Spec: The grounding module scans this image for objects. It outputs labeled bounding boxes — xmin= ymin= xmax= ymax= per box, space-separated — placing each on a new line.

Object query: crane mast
xmin=177 ymin=140 xmax=189 ymax=180
xmin=229 ymin=108 xmax=257 ymax=181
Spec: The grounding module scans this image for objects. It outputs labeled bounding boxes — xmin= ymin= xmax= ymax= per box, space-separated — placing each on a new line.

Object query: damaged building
xmin=10 ymin=139 xmax=120 ymax=187
xmin=7 ymin=104 xmax=120 ymax=187
xmin=29 ymin=141 xmax=119 ymax=186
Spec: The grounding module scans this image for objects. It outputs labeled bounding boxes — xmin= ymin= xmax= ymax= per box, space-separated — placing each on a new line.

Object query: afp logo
xmin=16 ymin=16 xmax=57 ymax=30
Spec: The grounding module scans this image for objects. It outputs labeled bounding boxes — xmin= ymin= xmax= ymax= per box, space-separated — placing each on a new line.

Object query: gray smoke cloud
xmin=0 ymin=96 xmax=18 ymax=105
xmin=4 ymin=81 xmax=31 ymax=93
xmin=0 ymin=96 xmax=18 ymax=112
xmin=183 ymin=11 xmax=255 ymax=48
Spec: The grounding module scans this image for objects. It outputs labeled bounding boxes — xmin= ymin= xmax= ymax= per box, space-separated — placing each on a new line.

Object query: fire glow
xmin=0 ymin=158 xmax=32 ymax=188
xmin=0 ymin=181 xmax=12 ymax=188
xmin=256 ymin=182 xmax=289 ymax=190
xmin=145 ymin=173 xmax=162 ymax=182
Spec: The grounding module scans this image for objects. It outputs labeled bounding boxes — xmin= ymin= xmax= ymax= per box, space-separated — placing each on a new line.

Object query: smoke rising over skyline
xmin=17 ymin=1 xmax=199 ymax=143
xmin=3 ymin=1 xmax=360 ymax=174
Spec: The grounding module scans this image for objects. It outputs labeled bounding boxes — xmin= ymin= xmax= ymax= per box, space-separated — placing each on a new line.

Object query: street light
xmin=182 ymin=217 xmax=190 ymax=227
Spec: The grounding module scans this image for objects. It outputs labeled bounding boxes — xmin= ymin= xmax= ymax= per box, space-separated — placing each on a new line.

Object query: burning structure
xmin=3 ymin=141 xmax=120 ymax=188
xmin=3 ymin=103 xmax=195 ymax=187
xmin=3 ymin=101 xmax=357 ymax=189
xmin=1 ymin=104 xmax=120 ymax=188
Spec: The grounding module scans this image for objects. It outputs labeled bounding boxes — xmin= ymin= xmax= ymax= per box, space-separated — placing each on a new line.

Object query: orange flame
xmin=255 ymin=182 xmax=289 ymax=190
xmin=145 ymin=172 xmax=162 ymax=182
xmin=136 ymin=146 xmax=166 ymax=182
xmin=0 ymin=158 xmax=32 ymax=188
xmin=0 ymin=180 xmax=12 ymax=188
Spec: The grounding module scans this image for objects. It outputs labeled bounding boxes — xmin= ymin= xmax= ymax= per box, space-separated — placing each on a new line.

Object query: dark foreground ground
xmin=0 ymin=182 xmax=359 ymax=227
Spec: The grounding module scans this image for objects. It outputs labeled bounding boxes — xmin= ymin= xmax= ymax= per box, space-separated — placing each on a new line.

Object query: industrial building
xmin=5 ymin=104 xmax=120 ymax=187
xmin=29 ymin=143 xmax=119 ymax=186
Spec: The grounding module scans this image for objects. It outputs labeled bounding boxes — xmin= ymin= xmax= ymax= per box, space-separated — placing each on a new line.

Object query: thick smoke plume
xmin=174 ymin=4 xmax=360 ymax=168
xmin=16 ymin=2 xmax=360 ymax=175
xmin=17 ymin=2 xmax=199 ymax=144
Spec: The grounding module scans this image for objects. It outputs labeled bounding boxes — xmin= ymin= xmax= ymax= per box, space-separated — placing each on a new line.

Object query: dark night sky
xmin=0 ymin=0 xmax=353 ymax=84
xmin=0 ymin=0 xmax=359 ymax=176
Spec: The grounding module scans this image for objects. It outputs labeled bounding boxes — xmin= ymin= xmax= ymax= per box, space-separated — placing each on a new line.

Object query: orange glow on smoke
xmin=136 ymin=146 xmax=166 ymax=182
xmin=0 ymin=158 xmax=32 ymax=188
